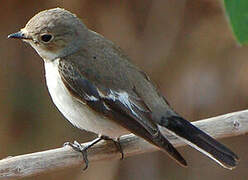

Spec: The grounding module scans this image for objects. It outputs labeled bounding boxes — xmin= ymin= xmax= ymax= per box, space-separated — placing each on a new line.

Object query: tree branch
xmin=0 ymin=110 xmax=248 ymax=179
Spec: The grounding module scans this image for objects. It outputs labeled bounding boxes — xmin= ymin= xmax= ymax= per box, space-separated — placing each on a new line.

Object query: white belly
xmin=44 ymin=59 xmax=128 ymax=138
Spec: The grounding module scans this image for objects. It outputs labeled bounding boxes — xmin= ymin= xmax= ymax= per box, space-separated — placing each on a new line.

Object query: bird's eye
xmin=40 ymin=34 xmax=53 ymax=43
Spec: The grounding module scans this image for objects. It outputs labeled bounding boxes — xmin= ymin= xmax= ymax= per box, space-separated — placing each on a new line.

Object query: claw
xmin=100 ymin=136 xmax=124 ymax=160
xmin=63 ymin=142 xmax=70 ymax=147
xmin=64 ymin=141 xmax=89 ymax=170
xmin=116 ymin=137 xmax=124 ymax=160
xmin=82 ymin=151 xmax=89 ymax=170
xmin=63 ymin=136 xmax=124 ymax=170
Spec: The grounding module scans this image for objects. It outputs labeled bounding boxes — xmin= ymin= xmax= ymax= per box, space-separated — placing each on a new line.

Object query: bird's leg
xmin=63 ymin=136 xmax=124 ymax=170
xmin=100 ymin=135 xmax=124 ymax=160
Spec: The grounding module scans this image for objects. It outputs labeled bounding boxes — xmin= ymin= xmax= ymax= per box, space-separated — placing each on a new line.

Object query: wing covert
xmin=58 ymin=59 xmax=158 ymax=135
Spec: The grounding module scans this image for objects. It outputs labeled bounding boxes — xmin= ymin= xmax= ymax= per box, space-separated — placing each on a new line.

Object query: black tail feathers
xmin=160 ymin=116 xmax=238 ymax=169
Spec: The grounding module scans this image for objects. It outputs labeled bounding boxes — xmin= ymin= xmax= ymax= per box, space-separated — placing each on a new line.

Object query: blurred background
xmin=1 ymin=0 xmax=248 ymax=179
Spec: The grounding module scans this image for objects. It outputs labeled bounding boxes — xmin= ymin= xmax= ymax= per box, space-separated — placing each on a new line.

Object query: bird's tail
xmin=160 ymin=116 xmax=239 ymax=169
xmin=149 ymin=130 xmax=187 ymax=167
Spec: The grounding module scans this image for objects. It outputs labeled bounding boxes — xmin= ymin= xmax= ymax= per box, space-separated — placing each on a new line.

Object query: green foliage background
xmin=224 ymin=0 xmax=248 ymax=45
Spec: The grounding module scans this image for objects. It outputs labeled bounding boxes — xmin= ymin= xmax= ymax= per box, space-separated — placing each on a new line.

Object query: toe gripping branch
xmin=64 ymin=135 xmax=124 ymax=170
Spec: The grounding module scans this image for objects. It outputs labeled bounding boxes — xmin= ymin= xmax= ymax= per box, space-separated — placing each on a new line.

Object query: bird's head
xmin=8 ymin=8 xmax=88 ymax=61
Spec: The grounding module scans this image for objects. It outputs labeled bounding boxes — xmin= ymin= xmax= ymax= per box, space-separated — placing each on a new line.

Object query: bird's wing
xmin=58 ymin=58 xmax=187 ymax=166
xmin=57 ymin=32 xmax=238 ymax=169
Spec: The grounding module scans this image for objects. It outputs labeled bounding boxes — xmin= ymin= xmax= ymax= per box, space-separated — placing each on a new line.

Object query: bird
xmin=8 ymin=8 xmax=238 ymax=170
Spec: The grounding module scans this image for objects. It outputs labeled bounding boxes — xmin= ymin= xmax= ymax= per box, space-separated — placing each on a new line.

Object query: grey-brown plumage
xmin=8 ymin=8 xmax=238 ymax=169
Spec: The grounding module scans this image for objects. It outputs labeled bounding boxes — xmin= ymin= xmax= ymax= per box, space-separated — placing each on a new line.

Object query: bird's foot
xmin=100 ymin=135 xmax=124 ymax=160
xmin=63 ymin=138 xmax=102 ymax=170
xmin=63 ymin=136 xmax=124 ymax=170
xmin=63 ymin=141 xmax=89 ymax=170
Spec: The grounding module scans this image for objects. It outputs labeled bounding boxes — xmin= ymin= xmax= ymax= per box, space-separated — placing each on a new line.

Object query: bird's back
xmin=66 ymin=30 xmax=175 ymax=121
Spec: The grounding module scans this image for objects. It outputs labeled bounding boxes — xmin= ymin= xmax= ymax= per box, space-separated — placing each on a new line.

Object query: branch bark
xmin=0 ymin=110 xmax=248 ymax=179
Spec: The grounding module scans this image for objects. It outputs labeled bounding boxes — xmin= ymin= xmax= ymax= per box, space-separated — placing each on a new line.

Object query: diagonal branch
xmin=0 ymin=110 xmax=248 ymax=179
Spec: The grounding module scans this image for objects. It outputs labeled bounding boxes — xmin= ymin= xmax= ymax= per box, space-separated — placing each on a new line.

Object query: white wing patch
xmin=108 ymin=90 xmax=140 ymax=118
xmin=85 ymin=94 xmax=99 ymax=101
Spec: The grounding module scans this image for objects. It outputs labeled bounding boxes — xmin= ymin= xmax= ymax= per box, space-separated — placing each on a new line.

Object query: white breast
xmin=44 ymin=59 xmax=128 ymax=138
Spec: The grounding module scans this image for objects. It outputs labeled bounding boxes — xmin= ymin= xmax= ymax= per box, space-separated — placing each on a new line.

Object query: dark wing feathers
xmin=58 ymin=59 xmax=187 ymax=166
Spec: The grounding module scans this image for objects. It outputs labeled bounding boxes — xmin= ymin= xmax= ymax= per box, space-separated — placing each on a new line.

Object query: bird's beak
xmin=8 ymin=31 xmax=31 ymax=40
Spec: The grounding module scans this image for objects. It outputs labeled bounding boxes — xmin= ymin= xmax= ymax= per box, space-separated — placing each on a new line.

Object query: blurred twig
xmin=0 ymin=110 xmax=247 ymax=179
